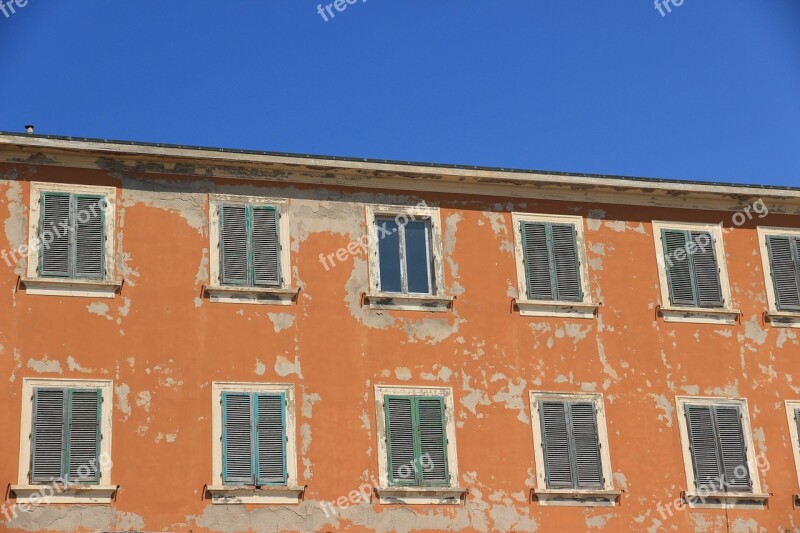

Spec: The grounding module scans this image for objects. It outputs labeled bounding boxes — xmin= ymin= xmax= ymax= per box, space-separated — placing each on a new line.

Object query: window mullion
xmin=398 ymin=222 xmax=408 ymax=294
xmin=250 ymin=392 xmax=259 ymax=485
xmin=246 ymin=206 xmax=254 ymax=287
xmin=544 ymin=224 xmax=559 ymax=301
xmin=709 ymin=406 xmax=727 ymax=492
xmin=68 ymin=194 xmax=77 ymax=279
xmin=411 ymin=397 xmax=423 ymax=485
xmin=791 ymin=237 xmax=800 ymax=294
xmin=63 ymin=389 xmax=72 ymax=483
xmin=684 ymin=231 xmax=701 ymax=307
xmin=565 ymin=402 xmax=579 ymax=489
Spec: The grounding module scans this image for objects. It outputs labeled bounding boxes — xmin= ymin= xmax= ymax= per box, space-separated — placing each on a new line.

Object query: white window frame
xmin=206 ymin=194 xmax=297 ymax=305
xmin=23 ymin=182 xmax=119 ymax=298
xmin=785 ymin=400 xmax=800 ymax=501
xmin=207 ymin=382 xmax=303 ymax=504
xmin=364 ymin=204 xmax=452 ymax=312
xmin=373 ymin=385 xmax=465 ymax=504
xmin=757 ymin=226 xmax=800 ymax=328
xmin=528 ymin=391 xmax=619 ymax=507
xmin=674 ymin=396 xmax=767 ymax=508
xmin=651 ymin=221 xmax=739 ymax=325
xmin=511 ymin=213 xmax=597 ymax=319
xmin=12 ymin=378 xmax=115 ymax=504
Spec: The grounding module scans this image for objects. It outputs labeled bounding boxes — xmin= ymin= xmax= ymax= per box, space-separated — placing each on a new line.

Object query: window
xmin=528 ymin=392 xmax=618 ymax=506
xmin=24 ymin=183 xmax=118 ymax=298
xmin=374 ymin=385 xmax=464 ymax=504
xmin=784 ymin=401 xmax=800 ymax=499
xmin=207 ymin=195 xmax=296 ymax=305
xmin=511 ymin=213 xmax=596 ymax=318
xmin=651 ymin=221 xmax=737 ymax=324
xmin=208 ymin=382 xmax=302 ymax=504
xmin=13 ymin=378 xmax=114 ymax=504
xmin=758 ymin=227 xmax=800 ymax=327
xmin=675 ymin=396 xmax=766 ymax=506
xmin=364 ymin=205 xmax=451 ymax=312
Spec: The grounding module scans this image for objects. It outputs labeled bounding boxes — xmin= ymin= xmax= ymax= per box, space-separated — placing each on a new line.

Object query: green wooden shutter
xmin=417 ymin=397 xmax=449 ymax=485
xmin=219 ymin=205 xmax=250 ymax=286
xmin=39 ymin=193 xmax=71 ymax=277
xmin=570 ymin=402 xmax=603 ymax=489
xmin=74 ymin=195 xmax=105 ymax=279
xmin=222 ymin=392 xmax=255 ymax=484
xmin=795 ymin=409 xmax=800 ymax=448
xmin=539 ymin=401 xmax=574 ymax=488
xmin=255 ymin=393 xmax=287 ymax=485
xmin=67 ymin=389 xmax=101 ymax=483
xmin=662 ymin=229 xmax=697 ymax=306
xmin=714 ymin=405 xmax=751 ymax=492
xmin=685 ymin=404 xmax=723 ymax=491
xmin=385 ymin=396 xmax=417 ymax=486
xmin=690 ymin=231 xmax=724 ymax=308
xmin=551 ymin=224 xmax=583 ymax=302
xmin=30 ymin=388 xmax=67 ymax=483
xmin=252 ymin=207 xmax=281 ymax=287
xmin=522 ymin=222 xmax=555 ymax=300
xmin=766 ymin=235 xmax=800 ymax=311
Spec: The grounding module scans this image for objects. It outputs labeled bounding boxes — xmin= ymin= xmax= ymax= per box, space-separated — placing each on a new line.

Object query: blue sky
xmin=1 ymin=1 xmax=799 ymax=186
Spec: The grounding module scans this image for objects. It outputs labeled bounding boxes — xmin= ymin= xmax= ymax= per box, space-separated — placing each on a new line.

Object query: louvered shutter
xmin=417 ymin=397 xmax=449 ymax=485
xmin=767 ymin=235 xmax=800 ymax=311
xmin=252 ymin=207 xmax=281 ymax=287
xmin=385 ymin=396 xmax=417 ymax=485
xmin=219 ymin=205 xmax=249 ymax=285
xmin=39 ymin=193 xmax=71 ymax=277
xmin=255 ymin=393 xmax=286 ymax=485
xmin=67 ymin=389 xmax=101 ymax=483
xmin=222 ymin=392 xmax=255 ymax=484
xmin=74 ymin=196 xmax=105 ymax=279
xmin=690 ymin=231 xmax=724 ymax=308
xmin=685 ymin=404 xmax=723 ymax=491
xmin=662 ymin=230 xmax=697 ymax=306
xmin=551 ymin=224 xmax=583 ymax=302
xmin=522 ymin=222 xmax=554 ymax=300
xmin=539 ymin=401 xmax=574 ymax=488
xmin=570 ymin=402 xmax=603 ymax=489
xmin=30 ymin=388 xmax=66 ymax=483
xmin=714 ymin=405 xmax=751 ymax=492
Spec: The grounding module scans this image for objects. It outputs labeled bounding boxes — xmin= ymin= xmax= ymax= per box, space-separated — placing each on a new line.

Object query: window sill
xmin=205 ymin=484 xmax=305 ymax=504
xmin=683 ymin=491 xmax=768 ymax=508
xmin=765 ymin=310 xmax=800 ymax=328
xmin=21 ymin=277 xmax=121 ymax=299
xmin=363 ymin=293 xmax=454 ymax=313
xmin=658 ymin=306 xmax=741 ymax=325
xmin=374 ymin=486 xmax=467 ymax=505
xmin=515 ymin=299 xmax=599 ymax=319
xmin=11 ymin=484 xmax=118 ymax=504
xmin=205 ymin=285 xmax=299 ymax=306
xmin=531 ymin=488 xmax=621 ymax=507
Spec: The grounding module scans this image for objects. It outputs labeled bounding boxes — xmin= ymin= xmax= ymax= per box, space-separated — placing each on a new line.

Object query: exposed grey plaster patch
xmin=777 ymin=328 xmax=797 ymax=348
xmin=3 ymin=178 xmax=26 ymax=276
xmin=275 ymin=355 xmax=303 ymax=378
xmin=603 ymin=220 xmax=627 ymax=233
xmin=115 ymin=205 xmax=140 ymax=286
xmin=87 ymin=302 xmax=113 ymax=320
xmin=461 ymin=372 xmax=490 ymax=418
xmin=491 ymin=375 xmax=529 ymax=423
xmin=402 ymin=318 xmax=461 ymax=345
xmin=421 ymin=365 xmax=453 ymax=382
xmin=9 ymin=349 xmax=22 ymax=382
xmin=714 ymin=329 xmax=733 ymax=338
xmin=596 ymin=343 xmax=619 ymax=383
xmin=731 ymin=518 xmax=759 ymax=533
xmin=117 ymin=297 xmax=132 ymax=317
xmin=554 ymin=374 xmax=569 ymax=384
xmin=254 ymin=359 xmax=266 ymax=376
xmin=5 ymin=505 xmax=145 ymax=532
xmin=652 ymin=394 xmax=674 ymax=427
xmin=290 ymin=199 xmax=363 ymax=253
xmin=443 ymin=213 xmax=465 ymax=295
xmin=613 ymin=472 xmax=629 ymax=491
xmin=302 ymin=392 xmax=321 ymax=418
xmin=345 ymin=258 xmax=395 ymax=329
xmin=586 ymin=514 xmax=611 ymax=529
xmin=588 ymin=257 xmax=604 ymax=271
xmin=268 ymin=312 xmax=295 ymax=333
xmin=481 ymin=211 xmax=514 ymax=254
xmin=741 ymin=316 xmax=768 ymax=347
xmin=27 ymin=356 xmax=62 ymax=374
xmin=135 ymin=391 xmax=151 ymax=411
xmin=564 ymin=323 xmax=592 ymax=344
xmin=193 ymin=297 xmax=203 ymax=308
xmin=589 ymin=243 xmax=606 ymax=256
xmin=66 ymin=356 xmax=99 ymax=374
xmin=115 ymin=383 xmax=131 ymax=419
xmin=681 ymin=384 xmax=700 ymax=395
xmin=586 ymin=209 xmax=606 ymax=231
xmin=704 ymin=381 xmax=740 ymax=397
xmin=507 ymin=283 xmax=518 ymax=299
xmin=580 ymin=382 xmax=598 ymax=392
xmin=394 ymin=367 xmax=412 ymax=381
xmin=118 ymin=177 xmax=207 ymax=235
xmin=300 ymin=422 xmax=313 ymax=479
xmin=195 ymin=247 xmax=209 ymax=285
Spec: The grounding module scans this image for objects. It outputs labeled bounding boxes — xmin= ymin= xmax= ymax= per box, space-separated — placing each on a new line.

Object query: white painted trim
xmin=528 ymin=391 xmax=617 ymax=507
xmin=209 ymin=382 xmax=299 ymax=504
xmin=785 ymin=400 xmax=800 ymax=495
xmin=674 ymin=396 xmax=765 ymax=509
xmin=205 ymin=285 xmax=298 ymax=306
xmin=16 ymin=378 xmax=114 ymax=504
xmin=363 ymin=293 xmax=454 ymax=312
xmin=373 ymin=385 xmax=461 ymax=505
xmin=651 ymin=221 xmax=736 ymax=324
xmin=510 ymin=213 xmax=596 ymax=318
xmin=757 ymin=227 xmax=800 ymax=328
xmin=20 ymin=277 xmax=121 ymax=299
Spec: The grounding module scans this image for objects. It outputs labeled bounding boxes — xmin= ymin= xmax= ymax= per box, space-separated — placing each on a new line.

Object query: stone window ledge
xmin=205 ymin=484 xmax=305 ymax=505
xmin=363 ymin=293 xmax=454 ymax=313
xmin=683 ymin=491 xmax=768 ymax=508
xmin=514 ymin=299 xmax=599 ymax=319
xmin=374 ymin=486 xmax=466 ymax=505
xmin=21 ymin=277 xmax=122 ymax=299
xmin=658 ymin=306 xmax=741 ymax=325
xmin=11 ymin=484 xmax=118 ymax=504
xmin=205 ymin=285 xmax=299 ymax=306
xmin=531 ymin=488 xmax=621 ymax=507
xmin=765 ymin=310 xmax=800 ymax=328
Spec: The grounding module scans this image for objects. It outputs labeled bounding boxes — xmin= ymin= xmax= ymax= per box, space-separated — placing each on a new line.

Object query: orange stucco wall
xmin=0 ymin=159 xmax=799 ymax=533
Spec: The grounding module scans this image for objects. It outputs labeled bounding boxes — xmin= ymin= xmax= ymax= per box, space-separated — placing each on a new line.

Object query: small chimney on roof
xmin=24 ymin=124 xmax=34 ymax=134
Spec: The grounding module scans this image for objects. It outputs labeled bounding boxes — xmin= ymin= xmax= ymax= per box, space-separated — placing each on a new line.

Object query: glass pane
xmin=405 ymin=220 xmax=432 ymax=294
xmin=377 ymin=218 xmax=402 ymax=292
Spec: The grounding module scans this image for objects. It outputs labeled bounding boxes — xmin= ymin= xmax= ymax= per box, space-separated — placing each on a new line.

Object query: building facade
xmin=0 ymin=132 xmax=799 ymax=532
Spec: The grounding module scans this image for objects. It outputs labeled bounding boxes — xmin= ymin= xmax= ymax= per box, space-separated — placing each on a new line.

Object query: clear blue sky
xmin=2 ymin=1 xmax=799 ymax=186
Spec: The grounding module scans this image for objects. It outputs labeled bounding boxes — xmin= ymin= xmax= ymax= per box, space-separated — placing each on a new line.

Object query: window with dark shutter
xmin=30 ymin=388 xmax=101 ymax=484
xmin=766 ymin=235 xmax=800 ymax=311
xmin=539 ymin=400 xmax=604 ymax=489
xmin=685 ymin=403 xmax=752 ymax=493
xmin=221 ymin=391 xmax=287 ymax=486
xmin=376 ymin=217 xmax=434 ymax=295
xmin=219 ymin=205 xmax=281 ymax=287
xmin=521 ymin=222 xmax=583 ymax=302
xmin=384 ymin=395 xmax=449 ymax=487
xmin=661 ymin=229 xmax=724 ymax=308
xmin=39 ymin=193 xmax=106 ymax=280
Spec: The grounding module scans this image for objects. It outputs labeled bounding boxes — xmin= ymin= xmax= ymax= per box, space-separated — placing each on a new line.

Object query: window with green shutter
xmin=538 ymin=400 xmax=604 ymax=489
xmin=219 ymin=205 xmax=281 ymax=287
xmin=39 ymin=193 xmax=105 ymax=280
xmin=661 ymin=229 xmax=724 ymax=308
xmin=765 ymin=235 xmax=800 ymax=311
xmin=30 ymin=387 xmax=102 ymax=484
xmin=221 ymin=391 xmax=287 ymax=486
xmin=384 ymin=395 xmax=449 ymax=487
xmin=521 ymin=221 xmax=583 ymax=302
